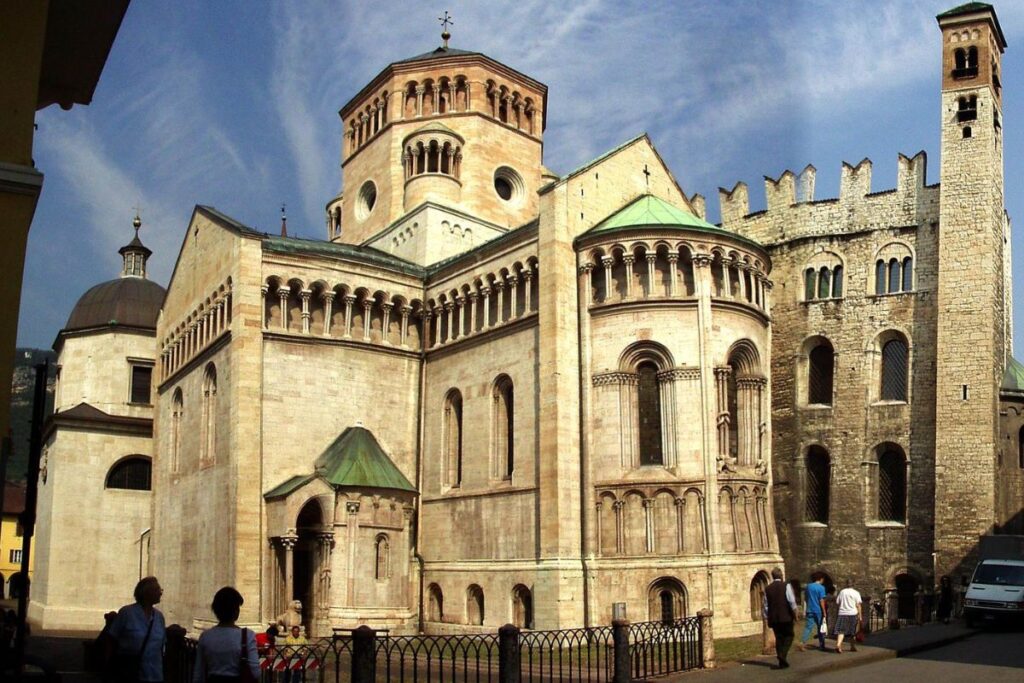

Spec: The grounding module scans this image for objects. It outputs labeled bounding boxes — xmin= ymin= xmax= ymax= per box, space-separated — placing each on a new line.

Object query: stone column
xmin=433 ymin=306 xmax=442 ymax=347
xmin=421 ymin=311 xmax=432 ymax=350
xmin=468 ymin=292 xmax=479 ymax=334
xmin=693 ymin=254 xmax=721 ymax=560
xmin=723 ymin=263 xmax=733 ymax=298
xmin=444 ymin=302 xmax=455 ymax=342
xmin=494 ymin=281 xmax=506 ymax=324
xmin=602 ymin=256 xmax=614 ymax=300
xmin=507 ymin=275 xmax=518 ymax=320
xmin=344 ymin=501 xmax=360 ymax=607
xmin=322 ymin=292 xmax=335 ymax=336
xmin=523 ymin=270 xmax=533 ymax=312
xmin=454 ymin=297 xmax=465 ymax=339
xmin=613 ymin=500 xmax=625 ymax=555
xmin=261 ymin=285 xmax=269 ymax=328
xmin=623 ymin=255 xmax=635 ymax=299
xmin=579 ymin=264 xmax=593 ymax=305
xmin=646 ymin=254 xmax=657 ymax=297
xmin=667 ymin=254 xmax=679 ymax=296
xmin=481 ymin=287 xmax=492 ymax=328
xmin=278 ymin=288 xmax=290 ymax=332
xmin=399 ymin=305 xmax=411 ymax=347
xmin=415 ymin=85 xmax=425 ymax=117
xmin=380 ymin=302 xmax=393 ymax=344
xmin=642 ymin=498 xmax=654 ymax=553
xmin=715 ymin=367 xmax=731 ymax=464
xmin=280 ymin=534 xmax=298 ymax=607
xmin=300 ymin=289 xmax=312 ymax=334
xmin=343 ymin=295 xmax=355 ymax=338
xmin=674 ymin=497 xmax=686 ymax=553
xmin=362 ymin=300 xmax=373 ymax=341
xmin=317 ymin=532 xmax=335 ymax=633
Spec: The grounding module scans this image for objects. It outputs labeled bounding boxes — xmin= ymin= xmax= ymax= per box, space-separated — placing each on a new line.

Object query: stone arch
xmin=467 ymin=584 xmax=484 ymax=625
xmin=200 ymin=363 xmax=218 ymax=465
xmin=618 ymin=341 xmax=675 ymax=372
xmin=491 ymin=374 xmax=515 ymax=480
xmin=648 ymin=577 xmax=687 ymax=622
xmin=443 ymin=388 xmax=464 ymax=487
xmin=105 ymin=455 xmax=152 ymax=491
xmin=750 ymin=571 xmax=771 ymax=621
xmin=511 ymin=584 xmax=533 ymax=629
xmin=427 ymin=583 xmax=444 ymax=622
xmin=801 ymin=335 xmax=835 ymax=406
xmin=599 ymin=491 xmax=618 ymax=556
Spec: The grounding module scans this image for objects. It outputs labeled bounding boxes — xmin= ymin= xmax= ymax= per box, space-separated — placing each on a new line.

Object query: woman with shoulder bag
xmin=193 ymin=587 xmax=260 ymax=683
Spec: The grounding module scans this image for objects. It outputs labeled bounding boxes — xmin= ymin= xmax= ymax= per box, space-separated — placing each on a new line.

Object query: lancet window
xmin=444 ymin=389 xmax=464 ymax=488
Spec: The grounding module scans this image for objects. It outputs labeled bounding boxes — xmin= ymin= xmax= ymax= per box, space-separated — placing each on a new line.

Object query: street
xmin=811 ymin=629 xmax=1024 ymax=682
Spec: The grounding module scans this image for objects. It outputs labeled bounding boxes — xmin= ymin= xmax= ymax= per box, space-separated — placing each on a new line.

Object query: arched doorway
xmin=512 ymin=585 xmax=533 ymax=629
xmin=648 ymin=577 xmax=687 ymax=623
xmin=894 ymin=573 xmax=919 ymax=620
xmin=8 ymin=572 xmax=29 ymax=600
xmin=749 ymin=571 xmax=770 ymax=621
xmin=467 ymin=585 xmax=485 ymax=626
xmin=295 ymin=500 xmax=324 ymax=627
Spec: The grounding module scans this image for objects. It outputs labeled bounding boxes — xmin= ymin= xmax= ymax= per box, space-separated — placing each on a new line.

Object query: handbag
xmin=819 ymin=617 xmax=828 ymax=635
xmin=239 ymin=628 xmax=257 ymax=683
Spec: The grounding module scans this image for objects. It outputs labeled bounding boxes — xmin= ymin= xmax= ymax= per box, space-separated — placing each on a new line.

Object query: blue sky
xmin=19 ymin=0 xmax=1024 ymax=351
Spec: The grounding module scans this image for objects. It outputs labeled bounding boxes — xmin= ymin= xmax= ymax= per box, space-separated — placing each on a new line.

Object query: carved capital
xmin=345 ymin=501 xmax=361 ymax=515
xmin=693 ymin=254 xmax=713 ymax=268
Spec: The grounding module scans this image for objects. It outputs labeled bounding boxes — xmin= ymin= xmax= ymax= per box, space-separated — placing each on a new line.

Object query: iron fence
xmin=166 ymin=614 xmax=708 ymax=683
xmin=627 ymin=618 xmax=702 ymax=680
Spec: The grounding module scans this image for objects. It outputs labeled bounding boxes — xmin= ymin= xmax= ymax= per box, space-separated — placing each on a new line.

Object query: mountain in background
xmin=5 ymin=348 xmax=56 ymax=483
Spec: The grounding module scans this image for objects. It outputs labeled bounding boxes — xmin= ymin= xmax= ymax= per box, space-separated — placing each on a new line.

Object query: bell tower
xmin=934 ymin=2 xmax=1008 ymax=578
xmin=326 ymin=23 xmax=548 ymax=265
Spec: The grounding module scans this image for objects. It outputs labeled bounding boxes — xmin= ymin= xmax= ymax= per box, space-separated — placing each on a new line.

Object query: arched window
xmin=512 ymin=585 xmax=533 ymax=629
xmin=901 ymin=257 xmax=913 ymax=292
xmin=804 ymin=268 xmax=816 ymax=301
xmin=954 ymin=47 xmax=967 ymax=70
xmin=875 ymin=260 xmax=886 ymax=295
xmin=171 ymin=388 xmax=183 ymax=473
xmin=807 ymin=344 xmax=834 ymax=405
xmin=106 ymin=457 xmax=152 ymax=491
xmin=750 ymin=572 xmax=770 ymax=621
xmin=878 ymin=449 xmax=907 ymax=522
xmin=817 ymin=267 xmax=831 ymax=299
xmin=637 ymin=361 xmax=664 ymax=465
xmin=492 ymin=376 xmax=514 ymax=479
xmin=648 ymin=577 xmax=687 ymax=622
xmin=832 ymin=265 xmax=844 ymax=298
xmin=888 ymin=258 xmax=901 ymax=293
xmin=444 ymin=389 xmax=464 ymax=487
xmin=805 ymin=447 xmax=830 ymax=524
xmin=881 ymin=338 xmax=908 ymax=401
xmin=200 ymin=364 xmax=218 ymax=464
xmin=467 ymin=584 xmax=485 ymax=625
xmin=726 ymin=342 xmax=763 ymax=466
xmin=427 ymin=584 xmax=444 ymax=621
xmin=375 ymin=534 xmax=390 ymax=580
xmin=967 ymin=46 xmax=978 ymax=69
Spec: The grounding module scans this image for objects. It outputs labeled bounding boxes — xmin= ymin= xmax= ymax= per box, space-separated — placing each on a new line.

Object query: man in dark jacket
xmin=763 ymin=566 xmax=798 ymax=669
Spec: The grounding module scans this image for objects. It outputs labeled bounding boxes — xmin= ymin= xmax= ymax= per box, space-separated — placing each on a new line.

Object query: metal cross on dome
xmin=439 ymin=11 xmax=453 ymax=48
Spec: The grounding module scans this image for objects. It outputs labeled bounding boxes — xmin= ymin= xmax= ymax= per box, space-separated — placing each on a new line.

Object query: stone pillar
xmin=322 ymin=292 xmax=335 ymax=336
xmin=454 ymin=297 xmax=465 ymax=339
xmin=482 ymin=287 xmax=492 ymax=328
xmin=420 ymin=311 xmax=432 ymax=350
xmin=300 ymin=289 xmax=312 ymax=334
xmin=261 ymin=285 xmax=269 ymax=328
xmin=415 ymin=86 xmax=425 ymax=117
xmin=580 ymin=264 xmax=593 ymax=305
xmin=495 ymin=281 xmax=506 ymax=324
xmin=699 ymin=609 xmax=716 ymax=668
xmin=280 ymin=534 xmax=298 ymax=606
xmin=623 ymin=255 xmax=635 ymax=299
xmin=715 ymin=368 xmax=731 ymax=464
xmin=444 ymin=302 xmax=455 ymax=342
xmin=667 ymin=254 xmax=678 ymax=296
xmin=343 ymin=295 xmax=355 ymax=338
xmin=278 ymin=288 xmax=290 ymax=332
xmin=380 ymin=302 xmax=393 ymax=344
xmin=507 ymin=275 xmax=519 ymax=320
xmin=694 ymin=254 xmax=720 ymax=561
xmin=433 ymin=307 xmax=442 ymax=347
xmin=642 ymin=498 xmax=654 ymax=553
xmin=723 ymin=262 xmax=733 ymax=298
xmin=362 ymin=300 xmax=373 ymax=341
xmin=523 ymin=269 xmax=533 ymax=312
xmin=602 ymin=256 xmax=615 ymax=300
xmin=345 ymin=500 xmax=360 ymax=607
xmin=645 ymin=254 xmax=657 ymax=297
xmin=399 ymin=306 xmax=411 ymax=347
xmin=468 ymin=292 xmax=479 ymax=334
xmin=613 ymin=500 xmax=625 ymax=554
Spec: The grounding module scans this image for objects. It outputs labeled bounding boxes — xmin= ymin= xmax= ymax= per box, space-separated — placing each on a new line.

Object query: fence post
xmin=498 ymin=623 xmax=520 ymax=683
xmin=351 ymin=625 xmax=376 ymax=683
xmin=611 ymin=618 xmax=630 ymax=683
xmin=698 ymin=609 xmax=715 ymax=669
xmin=164 ymin=624 xmax=187 ymax=683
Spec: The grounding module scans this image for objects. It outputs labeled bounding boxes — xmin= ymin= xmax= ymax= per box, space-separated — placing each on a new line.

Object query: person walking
xmin=763 ymin=567 xmax=798 ymax=669
xmin=106 ymin=577 xmax=167 ymax=683
xmin=192 ymin=587 xmax=260 ymax=683
xmin=834 ymin=579 xmax=862 ymax=653
xmin=937 ymin=576 xmax=954 ymax=623
xmin=799 ymin=572 xmax=827 ymax=651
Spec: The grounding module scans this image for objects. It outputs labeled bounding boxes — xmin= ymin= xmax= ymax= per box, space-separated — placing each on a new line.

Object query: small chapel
xmin=29 ymin=3 xmax=1024 ymax=637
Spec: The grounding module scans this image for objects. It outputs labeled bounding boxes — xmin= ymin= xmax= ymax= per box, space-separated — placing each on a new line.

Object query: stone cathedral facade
xmin=30 ymin=3 xmax=1024 ymax=636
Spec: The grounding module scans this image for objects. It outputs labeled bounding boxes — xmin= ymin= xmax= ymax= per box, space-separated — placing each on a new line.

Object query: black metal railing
xmin=166 ymin=613 xmax=709 ymax=683
xmin=627 ymin=618 xmax=702 ymax=680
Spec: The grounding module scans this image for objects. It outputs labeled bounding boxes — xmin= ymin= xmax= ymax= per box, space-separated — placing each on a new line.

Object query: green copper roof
xmin=1003 ymin=356 xmax=1024 ymax=393
xmin=589 ymin=194 xmax=719 ymax=233
xmin=314 ymin=426 xmax=417 ymax=493
xmin=937 ymin=3 xmax=993 ymax=19
xmin=264 ymin=474 xmax=315 ymax=501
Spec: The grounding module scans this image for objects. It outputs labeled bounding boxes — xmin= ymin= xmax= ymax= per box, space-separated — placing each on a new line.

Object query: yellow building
xmin=1 ymin=482 xmax=33 ymax=600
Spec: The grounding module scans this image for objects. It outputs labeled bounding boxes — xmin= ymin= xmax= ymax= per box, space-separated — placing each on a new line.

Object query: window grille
xmin=106 ymin=457 xmax=152 ymax=490
xmin=805 ymin=447 xmax=830 ymax=523
xmin=878 ymin=450 xmax=906 ymax=522
xmin=881 ymin=339 xmax=908 ymax=401
xmin=808 ymin=345 xmax=834 ymax=405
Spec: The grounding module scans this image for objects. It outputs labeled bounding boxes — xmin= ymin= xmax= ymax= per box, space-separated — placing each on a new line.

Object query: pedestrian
xmin=937 ymin=576 xmax=954 ymax=623
xmin=105 ymin=577 xmax=167 ymax=683
xmin=762 ymin=566 xmax=798 ymax=670
xmin=834 ymin=579 xmax=862 ymax=653
xmin=192 ymin=587 xmax=260 ymax=683
xmin=282 ymin=625 xmax=309 ymax=683
xmin=799 ymin=572 xmax=827 ymax=651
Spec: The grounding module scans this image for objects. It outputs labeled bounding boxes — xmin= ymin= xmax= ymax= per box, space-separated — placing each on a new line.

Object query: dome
xmin=64 ymin=277 xmax=166 ymax=332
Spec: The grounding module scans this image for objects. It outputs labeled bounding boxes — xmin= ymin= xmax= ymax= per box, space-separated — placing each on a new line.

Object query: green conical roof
xmin=589 ymin=194 xmax=718 ymax=233
xmin=1003 ymin=356 xmax=1024 ymax=393
xmin=314 ymin=426 xmax=417 ymax=493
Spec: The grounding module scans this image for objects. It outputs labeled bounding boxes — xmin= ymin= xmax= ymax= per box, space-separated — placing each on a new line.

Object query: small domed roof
xmin=65 ymin=277 xmax=166 ymax=332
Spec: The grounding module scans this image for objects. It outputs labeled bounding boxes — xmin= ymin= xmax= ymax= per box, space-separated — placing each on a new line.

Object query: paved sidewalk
xmin=663 ymin=622 xmax=977 ymax=682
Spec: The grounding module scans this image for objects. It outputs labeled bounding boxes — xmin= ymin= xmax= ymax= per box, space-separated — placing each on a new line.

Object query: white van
xmin=963 ymin=558 xmax=1024 ymax=626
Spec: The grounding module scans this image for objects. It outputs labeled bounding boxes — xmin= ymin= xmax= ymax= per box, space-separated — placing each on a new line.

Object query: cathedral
xmin=28 ymin=3 xmax=1024 ymax=637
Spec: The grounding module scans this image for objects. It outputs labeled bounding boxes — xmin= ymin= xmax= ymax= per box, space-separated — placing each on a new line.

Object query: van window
xmin=972 ymin=564 xmax=1024 ymax=586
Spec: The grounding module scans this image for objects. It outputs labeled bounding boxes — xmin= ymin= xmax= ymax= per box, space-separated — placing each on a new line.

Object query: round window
xmin=493 ymin=166 xmax=524 ymax=203
xmin=357 ymin=180 xmax=377 ymax=220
